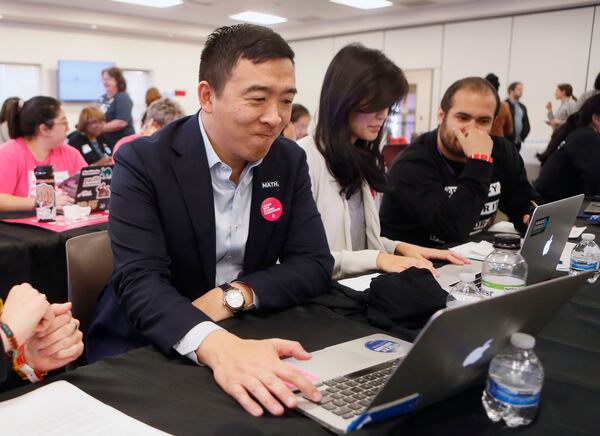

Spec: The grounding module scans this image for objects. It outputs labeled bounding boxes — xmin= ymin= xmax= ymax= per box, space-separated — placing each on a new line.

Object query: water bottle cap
xmin=459 ymin=273 xmax=476 ymax=283
xmin=493 ymin=233 xmax=521 ymax=250
xmin=581 ymin=233 xmax=595 ymax=241
xmin=510 ymin=332 xmax=535 ymax=349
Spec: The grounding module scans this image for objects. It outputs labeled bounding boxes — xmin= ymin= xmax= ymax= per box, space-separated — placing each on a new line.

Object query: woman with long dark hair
xmin=535 ymin=94 xmax=600 ymax=202
xmin=0 ymin=96 xmax=86 ymax=212
xmin=298 ymin=44 xmax=467 ymax=279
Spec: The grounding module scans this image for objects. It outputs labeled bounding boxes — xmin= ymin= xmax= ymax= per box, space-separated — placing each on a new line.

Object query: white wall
xmin=0 ymin=23 xmax=201 ymax=130
xmin=587 ymin=6 xmax=600 ymax=92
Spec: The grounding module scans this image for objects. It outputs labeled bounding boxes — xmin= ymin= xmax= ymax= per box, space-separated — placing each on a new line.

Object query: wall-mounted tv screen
xmin=58 ymin=60 xmax=115 ymax=102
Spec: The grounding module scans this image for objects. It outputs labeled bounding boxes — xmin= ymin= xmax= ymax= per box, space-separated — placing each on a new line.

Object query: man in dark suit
xmin=505 ymin=81 xmax=530 ymax=151
xmin=87 ymin=24 xmax=333 ymax=416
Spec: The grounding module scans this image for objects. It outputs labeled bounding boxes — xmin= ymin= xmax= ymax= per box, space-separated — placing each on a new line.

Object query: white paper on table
xmin=569 ymin=226 xmax=586 ymax=239
xmin=450 ymin=241 xmax=495 ymax=261
xmin=557 ymin=242 xmax=576 ymax=271
xmin=487 ymin=221 xmax=519 ymax=234
xmin=338 ymin=272 xmax=381 ymax=292
xmin=0 ymin=381 xmax=171 ymax=436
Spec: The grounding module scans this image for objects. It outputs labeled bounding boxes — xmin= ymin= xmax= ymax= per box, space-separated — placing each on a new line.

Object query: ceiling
xmin=0 ymin=0 xmax=593 ymax=42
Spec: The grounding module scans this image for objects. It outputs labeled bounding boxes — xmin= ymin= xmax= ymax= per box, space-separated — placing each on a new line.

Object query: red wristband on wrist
xmin=12 ymin=343 xmax=45 ymax=383
xmin=468 ymin=153 xmax=494 ymax=163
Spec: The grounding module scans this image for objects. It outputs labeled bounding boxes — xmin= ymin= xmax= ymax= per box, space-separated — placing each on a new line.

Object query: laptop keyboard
xmin=311 ymin=358 xmax=402 ymax=420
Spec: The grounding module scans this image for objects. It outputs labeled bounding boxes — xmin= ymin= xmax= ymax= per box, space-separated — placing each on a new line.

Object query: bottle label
xmin=486 ymin=379 xmax=541 ymax=407
xmin=35 ymin=182 xmax=56 ymax=222
xmin=569 ymin=260 xmax=599 ymax=272
xmin=481 ymin=280 xmax=525 ymax=297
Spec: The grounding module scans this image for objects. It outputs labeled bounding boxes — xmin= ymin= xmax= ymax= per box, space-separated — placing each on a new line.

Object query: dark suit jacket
xmin=86 ymin=114 xmax=333 ymax=362
xmin=505 ymin=99 xmax=530 ymax=144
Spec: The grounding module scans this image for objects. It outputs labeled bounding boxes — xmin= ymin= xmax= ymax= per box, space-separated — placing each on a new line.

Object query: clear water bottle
xmin=569 ymin=233 xmax=600 ymax=283
xmin=482 ymin=332 xmax=544 ymax=427
xmin=446 ymin=273 xmax=482 ymax=308
xmin=481 ymin=234 xmax=528 ymax=298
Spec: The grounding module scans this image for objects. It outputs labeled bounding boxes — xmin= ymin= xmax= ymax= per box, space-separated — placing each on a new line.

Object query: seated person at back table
xmin=67 ymin=105 xmax=112 ymax=166
xmin=299 ymin=43 xmax=468 ymax=279
xmin=380 ymin=77 xmax=536 ymax=247
xmin=86 ymin=24 xmax=333 ymax=417
xmin=0 ymin=96 xmax=86 ymax=212
xmin=112 ymin=97 xmax=185 ymax=157
xmin=535 ymin=94 xmax=600 ymax=202
xmin=0 ymin=283 xmax=84 ymax=392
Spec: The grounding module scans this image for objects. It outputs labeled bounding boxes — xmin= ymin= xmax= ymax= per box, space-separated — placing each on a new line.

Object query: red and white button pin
xmin=260 ymin=197 xmax=283 ymax=222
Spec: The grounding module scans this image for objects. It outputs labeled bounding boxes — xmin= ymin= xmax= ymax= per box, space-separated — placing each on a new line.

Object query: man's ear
xmin=437 ymin=107 xmax=445 ymax=126
xmin=198 ymin=81 xmax=215 ymax=113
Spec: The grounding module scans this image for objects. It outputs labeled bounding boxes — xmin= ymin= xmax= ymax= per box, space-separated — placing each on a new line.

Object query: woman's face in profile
xmin=102 ymin=72 xmax=118 ymax=96
xmin=348 ymin=108 xmax=389 ymax=143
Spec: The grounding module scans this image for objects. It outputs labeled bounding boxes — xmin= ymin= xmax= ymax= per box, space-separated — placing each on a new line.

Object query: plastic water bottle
xmin=482 ymin=333 xmax=544 ymax=427
xmin=569 ymin=233 xmax=600 ymax=283
xmin=481 ymin=234 xmax=528 ymax=298
xmin=446 ymin=273 xmax=482 ymax=308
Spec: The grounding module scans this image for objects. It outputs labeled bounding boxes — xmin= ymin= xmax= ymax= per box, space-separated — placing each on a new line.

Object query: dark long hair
xmin=6 ymin=96 xmax=61 ymax=139
xmin=537 ymin=93 xmax=600 ymax=163
xmin=315 ymin=44 xmax=408 ymax=198
xmin=557 ymin=83 xmax=577 ymax=101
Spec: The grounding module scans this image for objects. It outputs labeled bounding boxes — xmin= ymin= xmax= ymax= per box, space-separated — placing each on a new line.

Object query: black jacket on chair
xmin=86 ymin=114 xmax=334 ymax=362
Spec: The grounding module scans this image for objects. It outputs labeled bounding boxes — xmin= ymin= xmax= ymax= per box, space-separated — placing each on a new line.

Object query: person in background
xmin=505 ymin=82 xmax=530 ymax=151
xmin=0 ymin=97 xmax=20 ymax=144
xmin=67 ymin=106 xmax=112 ymax=165
xmin=112 ymin=97 xmax=185 ymax=156
xmin=298 ymin=44 xmax=467 ymax=279
xmin=380 ymin=77 xmax=536 ymax=247
xmin=546 ymin=83 xmax=577 ymax=128
xmin=98 ymin=67 xmax=135 ymax=148
xmin=0 ymin=283 xmax=84 ymax=392
xmin=535 ymin=94 xmax=600 ymax=201
xmin=485 ymin=74 xmax=513 ymax=138
xmin=291 ymin=104 xmax=310 ymax=140
xmin=141 ymin=87 xmax=161 ymax=127
xmin=0 ymin=96 xmax=86 ymax=212
xmin=575 ymin=72 xmax=600 ymax=111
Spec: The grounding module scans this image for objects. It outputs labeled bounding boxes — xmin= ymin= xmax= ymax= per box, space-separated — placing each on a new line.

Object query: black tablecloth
xmin=0 ymin=219 xmax=108 ymax=302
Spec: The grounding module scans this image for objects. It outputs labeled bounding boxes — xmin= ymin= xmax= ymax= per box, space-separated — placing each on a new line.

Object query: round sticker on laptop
xmin=260 ymin=197 xmax=283 ymax=222
xmin=365 ymin=339 xmax=401 ymax=353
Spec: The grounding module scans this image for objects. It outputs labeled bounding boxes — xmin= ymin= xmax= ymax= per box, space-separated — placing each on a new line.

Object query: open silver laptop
xmin=436 ymin=194 xmax=584 ymax=290
xmin=287 ymin=272 xmax=590 ymax=433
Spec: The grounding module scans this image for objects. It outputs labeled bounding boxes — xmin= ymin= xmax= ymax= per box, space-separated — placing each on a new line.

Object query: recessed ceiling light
xmin=111 ymin=0 xmax=183 ymax=8
xmin=330 ymin=0 xmax=393 ymax=10
xmin=229 ymin=11 xmax=287 ymax=25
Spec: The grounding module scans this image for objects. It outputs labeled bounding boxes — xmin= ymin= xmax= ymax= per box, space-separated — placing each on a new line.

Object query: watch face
xmin=225 ymin=289 xmax=244 ymax=309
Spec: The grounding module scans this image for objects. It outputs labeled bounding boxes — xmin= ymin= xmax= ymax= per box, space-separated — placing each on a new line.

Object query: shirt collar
xmin=197 ymin=111 xmax=264 ymax=172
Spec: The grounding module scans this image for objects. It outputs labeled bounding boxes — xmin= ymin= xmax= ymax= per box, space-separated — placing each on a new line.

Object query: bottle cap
xmin=459 ymin=273 xmax=476 ymax=283
xmin=493 ymin=233 xmax=521 ymax=250
xmin=581 ymin=233 xmax=595 ymax=241
xmin=510 ymin=332 xmax=535 ymax=349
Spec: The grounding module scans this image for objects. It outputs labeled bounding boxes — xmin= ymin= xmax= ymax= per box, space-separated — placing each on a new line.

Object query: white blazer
xmin=298 ymin=135 xmax=399 ymax=279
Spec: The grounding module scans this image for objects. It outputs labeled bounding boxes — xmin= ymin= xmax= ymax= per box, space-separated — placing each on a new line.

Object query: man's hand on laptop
xmin=195 ymin=330 xmax=321 ymax=416
xmin=454 ymin=127 xmax=493 ymax=157
xmin=376 ymin=252 xmax=438 ymax=276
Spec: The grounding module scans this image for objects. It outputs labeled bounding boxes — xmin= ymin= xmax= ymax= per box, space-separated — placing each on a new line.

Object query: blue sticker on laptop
xmin=531 ymin=216 xmax=549 ymax=236
xmin=365 ymin=339 xmax=401 ymax=353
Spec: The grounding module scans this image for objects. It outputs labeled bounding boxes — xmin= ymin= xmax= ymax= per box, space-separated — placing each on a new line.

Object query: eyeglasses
xmin=87 ymin=121 xmax=103 ymax=127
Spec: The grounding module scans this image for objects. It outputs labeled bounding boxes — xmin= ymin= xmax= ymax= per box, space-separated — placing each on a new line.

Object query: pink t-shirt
xmin=0 ymin=137 xmax=87 ymax=197
xmin=112 ymin=133 xmax=142 ymax=158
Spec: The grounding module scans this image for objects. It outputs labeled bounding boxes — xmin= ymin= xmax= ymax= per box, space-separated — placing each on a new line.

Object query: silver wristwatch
xmin=220 ymin=282 xmax=246 ymax=313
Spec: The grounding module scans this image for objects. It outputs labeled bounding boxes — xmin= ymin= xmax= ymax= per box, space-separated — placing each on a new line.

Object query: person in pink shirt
xmin=0 ymin=96 xmax=86 ymax=212
xmin=112 ymin=97 xmax=185 ymax=157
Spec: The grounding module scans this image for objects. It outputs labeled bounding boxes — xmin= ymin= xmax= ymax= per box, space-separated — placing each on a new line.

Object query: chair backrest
xmin=65 ymin=230 xmax=112 ymax=338
xmin=382 ymin=144 xmax=408 ymax=172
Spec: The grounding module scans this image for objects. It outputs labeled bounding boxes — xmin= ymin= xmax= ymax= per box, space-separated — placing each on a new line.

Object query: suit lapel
xmin=244 ymin=148 xmax=285 ymax=273
xmin=170 ymin=114 xmax=216 ymax=286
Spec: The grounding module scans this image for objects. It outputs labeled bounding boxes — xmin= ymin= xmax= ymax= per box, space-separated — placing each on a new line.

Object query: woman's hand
xmin=0 ymin=283 xmax=53 ymax=351
xmin=395 ymin=242 xmax=470 ymax=266
xmin=55 ymin=192 xmax=75 ymax=212
xmin=376 ymin=252 xmax=438 ymax=276
xmin=24 ymin=302 xmax=84 ymax=373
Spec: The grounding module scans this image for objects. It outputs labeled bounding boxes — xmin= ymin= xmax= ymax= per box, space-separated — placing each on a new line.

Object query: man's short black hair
xmin=440 ymin=77 xmax=500 ymax=118
xmin=198 ymin=24 xmax=295 ymax=96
